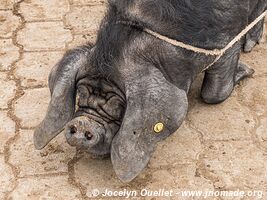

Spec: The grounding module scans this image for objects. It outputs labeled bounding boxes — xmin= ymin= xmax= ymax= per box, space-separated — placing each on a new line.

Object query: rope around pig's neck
xmin=119 ymin=10 xmax=267 ymax=72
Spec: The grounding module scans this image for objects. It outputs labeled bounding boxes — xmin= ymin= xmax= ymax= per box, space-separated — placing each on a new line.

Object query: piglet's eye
xmin=153 ymin=122 xmax=164 ymax=133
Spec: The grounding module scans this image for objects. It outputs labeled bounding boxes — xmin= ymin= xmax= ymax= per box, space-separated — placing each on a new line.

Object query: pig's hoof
xmin=235 ymin=62 xmax=255 ymax=84
xmin=201 ymin=80 xmax=233 ymax=104
xmin=201 ymin=91 xmax=232 ymax=104
xmin=243 ymin=39 xmax=257 ymax=53
xmin=201 ymin=75 xmax=234 ymax=104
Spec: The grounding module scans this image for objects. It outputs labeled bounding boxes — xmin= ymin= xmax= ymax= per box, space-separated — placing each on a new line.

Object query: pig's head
xmin=33 ymin=48 xmax=188 ymax=182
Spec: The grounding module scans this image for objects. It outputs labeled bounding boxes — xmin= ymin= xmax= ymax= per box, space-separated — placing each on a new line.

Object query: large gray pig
xmin=34 ymin=0 xmax=267 ymax=182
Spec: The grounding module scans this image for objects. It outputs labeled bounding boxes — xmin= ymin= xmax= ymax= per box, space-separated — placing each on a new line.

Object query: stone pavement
xmin=0 ymin=1 xmax=267 ymax=199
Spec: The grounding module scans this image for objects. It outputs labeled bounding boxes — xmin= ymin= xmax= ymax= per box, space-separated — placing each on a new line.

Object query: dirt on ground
xmin=0 ymin=1 xmax=267 ymax=200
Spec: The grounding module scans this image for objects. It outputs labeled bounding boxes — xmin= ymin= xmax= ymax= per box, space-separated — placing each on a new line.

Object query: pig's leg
xmin=244 ymin=0 xmax=267 ymax=52
xmin=201 ymin=43 xmax=254 ymax=104
xmin=244 ymin=19 xmax=265 ymax=53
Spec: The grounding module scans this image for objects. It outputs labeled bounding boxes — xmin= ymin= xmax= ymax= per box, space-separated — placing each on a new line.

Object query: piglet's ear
xmin=34 ymin=47 xmax=91 ymax=150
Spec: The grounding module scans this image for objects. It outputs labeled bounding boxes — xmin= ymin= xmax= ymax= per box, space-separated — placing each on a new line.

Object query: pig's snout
xmin=65 ymin=116 xmax=105 ymax=149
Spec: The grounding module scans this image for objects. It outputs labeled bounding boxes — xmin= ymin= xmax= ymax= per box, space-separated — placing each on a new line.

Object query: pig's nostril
xmin=69 ymin=125 xmax=77 ymax=135
xmin=84 ymin=131 xmax=93 ymax=140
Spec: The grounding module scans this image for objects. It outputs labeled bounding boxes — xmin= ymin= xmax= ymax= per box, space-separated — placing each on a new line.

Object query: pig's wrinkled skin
xmin=34 ymin=0 xmax=267 ymax=182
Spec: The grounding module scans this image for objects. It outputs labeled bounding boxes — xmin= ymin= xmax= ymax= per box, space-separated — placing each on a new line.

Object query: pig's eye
xmin=153 ymin=122 xmax=164 ymax=133
xmin=77 ymin=85 xmax=91 ymax=107
xmin=78 ymin=85 xmax=90 ymax=98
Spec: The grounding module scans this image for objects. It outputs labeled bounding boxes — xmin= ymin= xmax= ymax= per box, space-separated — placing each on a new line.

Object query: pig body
xmin=34 ymin=0 xmax=267 ymax=182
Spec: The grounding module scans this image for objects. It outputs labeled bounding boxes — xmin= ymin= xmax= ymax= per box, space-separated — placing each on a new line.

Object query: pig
xmin=34 ymin=0 xmax=267 ymax=182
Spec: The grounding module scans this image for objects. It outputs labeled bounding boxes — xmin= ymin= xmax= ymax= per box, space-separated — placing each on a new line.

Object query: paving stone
xmin=0 ymin=111 xmax=16 ymax=153
xmin=198 ymin=141 xmax=267 ymax=192
xmin=20 ymin=0 xmax=69 ymax=21
xmin=0 ymin=73 xmax=16 ymax=109
xmin=14 ymin=88 xmax=50 ymax=128
xmin=237 ymin=76 xmax=267 ymax=117
xmin=65 ymin=6 xmax=105 ymax=35
xmin=144 ymin=164 xmax=215 ymax=200
xmin=255 ymin=116 xmax=267 ymax=150
xmin=15 ymin=51 xmax=64 ymax=87
xmin=0 ymin=0 xmax=17 ymax=10
xmin=0 ymin=156 xmax=15 ymax=199
xmin=0 ymin=10 xmax=20 ymax=38
xmin=142 ymin=170 xmax=176 ymax=200
xmin=8 ymin=176 xmax=81 ymax=199
xmin=187 ymin=96 xmax=255 ymax=141
xmin=10 ymin=130 xmax=75 ymax=177
xmin=67 ymin=33 xmax=96 ymax=49
xmin=72 ymin=0 xmax=106 ymax=6
xmin=74 ymin=154 xmax=125 ymax=198
xmin=0 ymin=39 xmax=20 ymax=70
xmin=241 ymin=45 xmax=267 ymax=76
xmin=149 ymin=123 xmax=202 ymax=168
xmin=17 ymin=22 xmax=72 ymax=51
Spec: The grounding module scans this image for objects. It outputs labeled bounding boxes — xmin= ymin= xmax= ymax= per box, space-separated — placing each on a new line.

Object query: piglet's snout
xmin=65 ymin=116 xmax=104 ymax=149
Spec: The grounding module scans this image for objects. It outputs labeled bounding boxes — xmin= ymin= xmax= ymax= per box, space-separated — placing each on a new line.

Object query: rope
xmin=143 ymin=10 xmax=267 ymax=72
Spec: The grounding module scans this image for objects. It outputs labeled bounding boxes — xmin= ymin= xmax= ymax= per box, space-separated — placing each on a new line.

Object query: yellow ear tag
xmin=154 ymin=123 xmax=164 ymax=133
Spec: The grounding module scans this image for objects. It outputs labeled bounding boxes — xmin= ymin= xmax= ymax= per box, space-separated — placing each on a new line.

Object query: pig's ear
xmin=111 ymin=67 xmax=188 ymax=182
xmin=34 ymin=47 xmax=91 ymax=150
